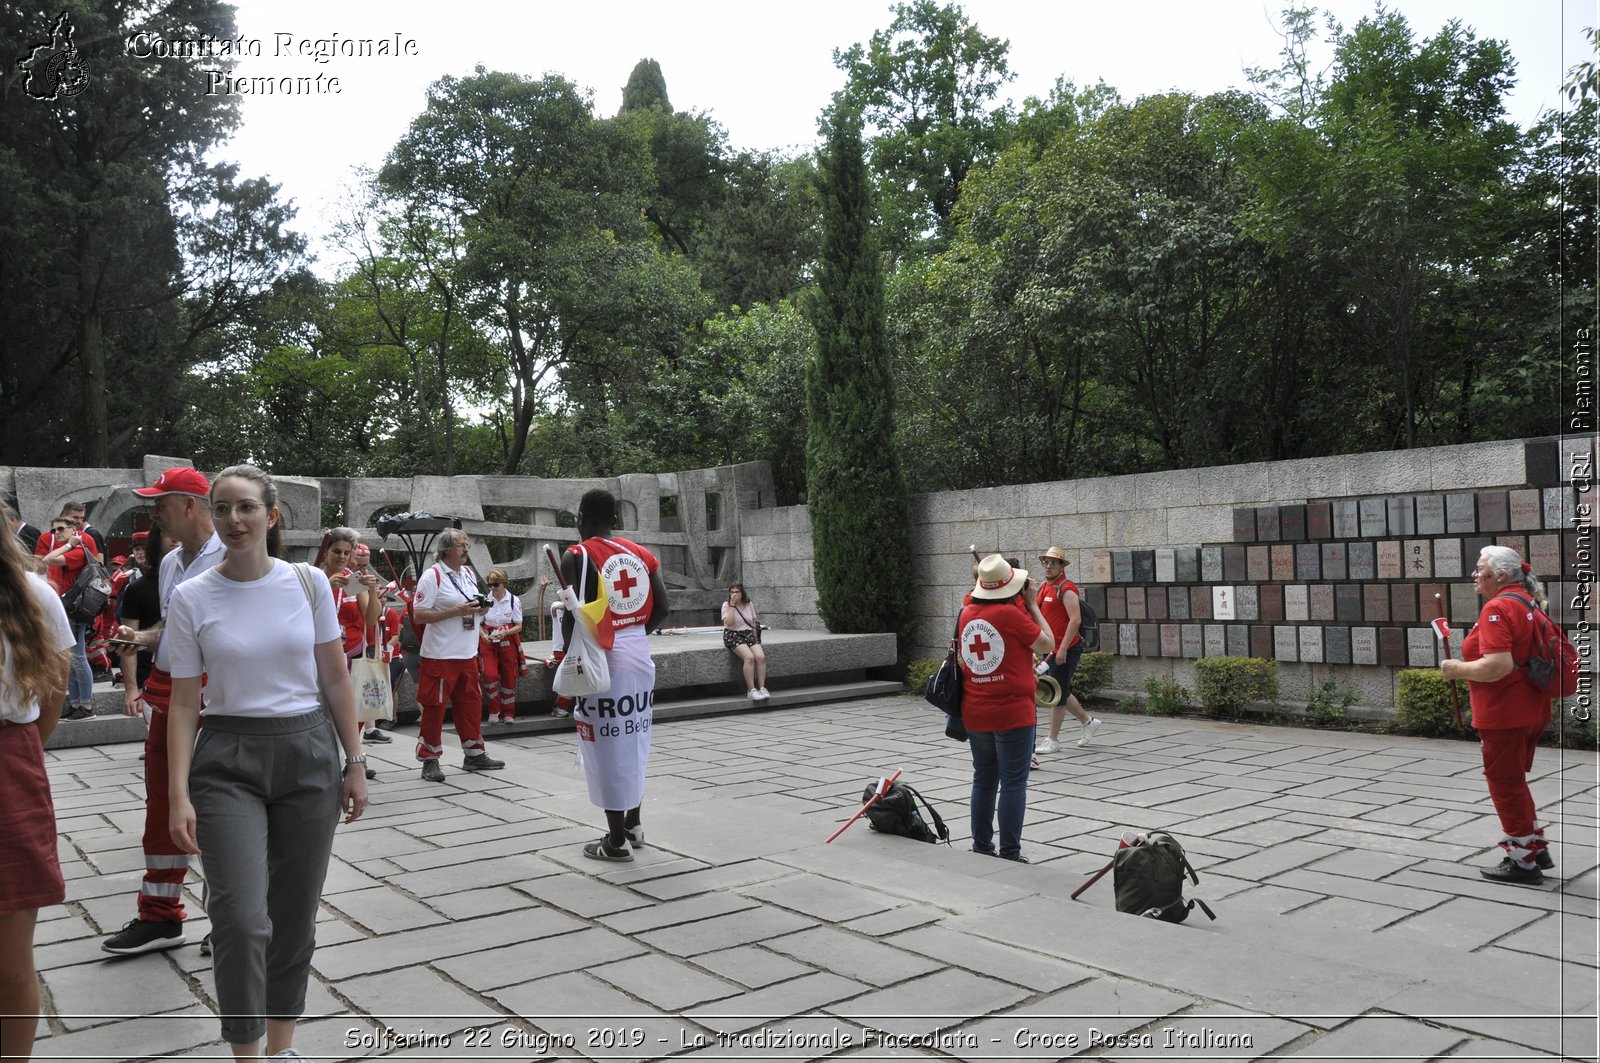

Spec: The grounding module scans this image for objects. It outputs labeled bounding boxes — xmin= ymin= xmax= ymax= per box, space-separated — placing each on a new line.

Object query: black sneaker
xmin=1535 ymin=849 xmax=1554 ymax=870
xmin=362 ymin=729 xmax=393 ymax=744
xmin=61 ymin=706 xmax=95 ymax=722
xmin=364 ymin=767 xmax=377 ymax=781
xmin=583 ymin=838 xmax=633 ymax=862
xmin=102 ymin=918 xmax=185 ymax=955
xmin=1479 ymin=857 xmax=1543 ymax=885
xmin=421 ymin=759 xmax=445 ymax=782
xmin=200 ymin=932 xmax=212 ymax=956
xmin=998 ymin=852 xmax=1031 ymax=864
xmin=462 ymin=753 xmax=505 ymax=771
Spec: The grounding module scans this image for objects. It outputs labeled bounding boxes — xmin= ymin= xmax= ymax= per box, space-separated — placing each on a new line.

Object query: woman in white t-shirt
xmin=0 ymin=527 xmax=74 ymax=1063
xmin=722 ymin=583 xmax=768 ymax=700
xmin=479 ymin=568 xmax=524 ymax=724
xmin=164 ymin=465 xmax=368 ymax=1060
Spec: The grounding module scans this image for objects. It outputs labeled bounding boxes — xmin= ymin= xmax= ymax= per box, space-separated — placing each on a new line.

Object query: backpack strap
xmin=292 ymin=562 xmax=318 ymax=611
xmin=901 ymin=784 xmax=951 ymax=845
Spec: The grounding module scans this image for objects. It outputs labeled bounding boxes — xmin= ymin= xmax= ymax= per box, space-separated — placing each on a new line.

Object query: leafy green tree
xmin=620 ymin=58 xmax=671 ymax=112
xmin=804 ymin=111 xmax=911 ymax=637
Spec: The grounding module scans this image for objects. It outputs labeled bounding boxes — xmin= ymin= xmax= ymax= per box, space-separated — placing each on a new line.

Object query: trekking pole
xmin=1431 ymin=596 xmax=1466 ymax=731
xmin=826 ymin=769 xmax=902 ymax=843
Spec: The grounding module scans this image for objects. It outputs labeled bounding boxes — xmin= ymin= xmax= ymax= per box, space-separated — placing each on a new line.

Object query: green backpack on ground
xmin=1113 ymin=832 xmax=1216 ymax=923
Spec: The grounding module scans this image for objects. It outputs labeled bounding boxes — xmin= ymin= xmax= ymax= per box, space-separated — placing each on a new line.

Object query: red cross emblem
xmin=967 ymin=634 xmax=992 ymax=660
xmin=612 ymin=567 xmax=638 ymax=598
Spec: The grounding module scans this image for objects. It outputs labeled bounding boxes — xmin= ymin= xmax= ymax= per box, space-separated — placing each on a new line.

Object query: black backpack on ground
xmin=862 ymin=781 xmax=950 ymax=845
xmin=1113 ymin=832 xmax=1216 ymax=923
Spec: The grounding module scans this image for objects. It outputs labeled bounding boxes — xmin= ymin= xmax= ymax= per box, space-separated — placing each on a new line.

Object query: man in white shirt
xmin=411 ymin=528 xmax=504 ymax=781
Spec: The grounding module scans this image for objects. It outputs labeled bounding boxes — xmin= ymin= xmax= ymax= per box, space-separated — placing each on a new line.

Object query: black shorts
xmin=723 ymin=629 xmax=759 ymax=652
xmin=1044 ymin=643 xmax=1083 ymax=694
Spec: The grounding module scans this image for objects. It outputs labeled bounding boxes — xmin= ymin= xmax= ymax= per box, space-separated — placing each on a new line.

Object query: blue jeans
xmin=67 ymin=621 xmax=94 ymax=706
xmin=969 ymin=723 xmax=1034 ymax=858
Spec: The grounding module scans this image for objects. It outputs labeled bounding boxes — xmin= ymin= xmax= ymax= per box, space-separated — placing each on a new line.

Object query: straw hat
xmin=971 ymin=553 xmax=1027 ymax=600
xmin=1038 ymin=547 xmax=1070 ymax=565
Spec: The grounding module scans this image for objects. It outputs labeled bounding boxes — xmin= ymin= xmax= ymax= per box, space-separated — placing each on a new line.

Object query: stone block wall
xmin=738 ymin=505 xmax=824 ymax=631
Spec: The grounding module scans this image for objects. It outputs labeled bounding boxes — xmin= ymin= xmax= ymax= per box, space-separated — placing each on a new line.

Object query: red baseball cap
xmin=133 ymin=467 xmax=210 ymax=498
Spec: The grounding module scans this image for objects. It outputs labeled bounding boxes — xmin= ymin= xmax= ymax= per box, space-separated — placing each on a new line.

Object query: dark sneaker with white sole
xmin=1479 ymin=857 xmax=1543 ymax=885
xmin=102 ymin=918 xmax=185 ymax=955
xmin=61 ymin=706 xmax=95 ymax=722
xmin=583 ymin=838 xmax=633 ymax=862
xmin=421 ymin=759 xmax=445 ymax=782
xmin=362 ymin=729 xmax=392 ymax=744
xmin=462 ymin=753 xmax=505 ymax=771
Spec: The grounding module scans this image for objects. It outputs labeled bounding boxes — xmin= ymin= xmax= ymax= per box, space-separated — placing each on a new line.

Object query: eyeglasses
xmin=487 ymin=581 xmax=504 ymax=587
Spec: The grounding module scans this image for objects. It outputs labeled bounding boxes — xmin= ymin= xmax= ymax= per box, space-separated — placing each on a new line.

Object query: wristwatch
xmin=344 ymin=754 xmax=367 ymax=769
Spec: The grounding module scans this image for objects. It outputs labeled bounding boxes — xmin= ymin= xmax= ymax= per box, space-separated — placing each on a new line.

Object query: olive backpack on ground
xmin=861 ymin=780 xmax=950 ymax=845
xmin=1113 ymin=832 xmax=1216 ymax=923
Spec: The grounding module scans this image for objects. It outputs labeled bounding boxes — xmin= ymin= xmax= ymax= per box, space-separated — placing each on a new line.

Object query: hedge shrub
xmin=1194 ymin=656 xmax=1278 ymax=718
xmin=1070 ymin=652 xmax=1113 ymax=700
xmin=1397 ymin=669 xmax=1468 ymax=736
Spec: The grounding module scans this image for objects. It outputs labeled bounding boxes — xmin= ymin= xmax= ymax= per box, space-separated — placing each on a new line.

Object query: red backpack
xmin=1494 ymin=593 xmax=1580 ymax=699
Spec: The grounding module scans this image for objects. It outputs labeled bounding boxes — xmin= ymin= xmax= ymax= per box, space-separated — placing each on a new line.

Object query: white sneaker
xmin=747 ymin=690 xmax=762 ymax=701
xmin=755 ymin=687 xmax=771 ymax=700
xmin=1078 ymin=718 xmax=1102 ymax=747
xmin=268 ymin=1050 xmax=311 ymax=1061
xmin=1035 ymin=737 xmax=1060 ymax=754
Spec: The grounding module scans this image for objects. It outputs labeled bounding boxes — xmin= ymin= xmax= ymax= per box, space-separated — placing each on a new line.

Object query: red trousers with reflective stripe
xmin=479 ymin=640 xmax=519 ymax=719
xmin=1480 ymin=722 xmax=1544 ymax=838
xmin=416 ymin=657 xmax=485 ymax=759
xmin=137 ymin=669 xmax=191 ymax=922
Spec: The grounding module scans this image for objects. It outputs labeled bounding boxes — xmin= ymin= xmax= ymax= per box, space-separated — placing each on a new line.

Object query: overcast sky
xmin=207 ymin=0 xmax=1595 ymax=266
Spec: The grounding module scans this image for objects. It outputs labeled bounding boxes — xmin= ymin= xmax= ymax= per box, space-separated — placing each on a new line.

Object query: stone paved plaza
xmin=30 ymin=697 xmax=1600 ymax=1062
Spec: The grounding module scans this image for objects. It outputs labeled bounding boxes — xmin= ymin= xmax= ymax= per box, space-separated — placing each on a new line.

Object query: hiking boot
xmin=362 ymin=728 xmax=392 ymax=744
xmin=420 ymin=759 xmax=445 ymax=782
xmin=1535 ymin=849 xmax=1554 ymax=870
xmin=1479 ymin=857 xmax=1543 ymax=885
xmin=102 ymin=918 xmax=185 ymax=955
xmin=583 ymin=837 xmax=633 ymax=862
xmin=462 ymin=753 xmax=505 ymax=771
xmin=1078 ymin=718 xmax=1102 ymax=747
xmin=624 ymin=825 xmax=645 ymax=849
xmin=61 ymin=706 xmax=95 ymax=722
xmin=1035 ymin=737 xmax=1059 ymax=754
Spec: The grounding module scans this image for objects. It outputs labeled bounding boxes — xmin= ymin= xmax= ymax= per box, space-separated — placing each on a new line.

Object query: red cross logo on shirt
xmin=612 ymin=567 xmax=638 ymax=598
xmin=967 ymin=634 xmax=992 ymax=660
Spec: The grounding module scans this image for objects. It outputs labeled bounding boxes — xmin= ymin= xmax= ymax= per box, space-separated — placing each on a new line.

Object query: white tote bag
xmin=351 ymin=651 xmax=395 ymax=721
xmin=553 ymin=548 xmax=609 ymax=697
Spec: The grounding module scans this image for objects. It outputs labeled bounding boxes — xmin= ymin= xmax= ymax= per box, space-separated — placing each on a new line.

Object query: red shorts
xmin=0 ymin=722 xmax=66 ymax=915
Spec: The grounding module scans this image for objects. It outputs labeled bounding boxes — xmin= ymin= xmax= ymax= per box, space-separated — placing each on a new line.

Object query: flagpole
xmin=1433 ymin=594 xmax=1466 ymax=731
xmin=827 ymin=769 xmax=903 ymax=843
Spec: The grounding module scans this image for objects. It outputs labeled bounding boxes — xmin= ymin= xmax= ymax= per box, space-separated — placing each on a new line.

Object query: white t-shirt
xmin=164 ymin=560 xmax=340 ymax=718
xmin=483 ymin=590 xmax=522 ymax=632
xmin=550 ymin=600 xmax=567 ymax=654
xmin=416 ymin=563 xmax=481 ymax=660
xmin=722 ymin=601 xmax=758 ymax=632
xmin=153 ymin=531 xmax=225 ymax=672
xmin=1 ymin=574 xmax=77 ymax=724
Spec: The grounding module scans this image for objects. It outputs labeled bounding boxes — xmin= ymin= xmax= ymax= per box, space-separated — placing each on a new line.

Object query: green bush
xmin=1397 ymin=669 xmax=1469 ymax=736
xmin=1305 ymin=679 xmax=1358 ymax=725
xmin=1071 ymin=652 xmax=1113 ymax=700
xmin=904 ymin=658 xmax=941 ymax=695
xmin=1194 ymin=656 xmax=1278 ymax=718
xmin=1142 ymin=676 xmax=1191 ymax=716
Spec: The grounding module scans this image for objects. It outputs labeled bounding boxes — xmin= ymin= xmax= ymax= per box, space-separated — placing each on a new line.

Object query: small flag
xmin=875 ymin=776 xmax=891 ymax=797
xmin=1430 ymin=616 xmax=1451 ymax=642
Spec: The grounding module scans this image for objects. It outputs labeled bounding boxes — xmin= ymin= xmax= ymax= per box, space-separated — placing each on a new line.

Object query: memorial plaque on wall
xmin=1407 ymin=627 xmax=1436 ymax=667
xmin=1390 ymin=584 xmax=1417 ymax=623
xmin=1335 ymin=584 xmax=1363 ymax=621
xmin=1281 ymin=505 xmax=1306 ymax=541
xmin=1566 ymin=532 xmax=1584 ymax=577
xmin=1271 ymin=544 xmax=1295 ymax=581
xmin=1174 ymin=548 xmax=1199 ymax=583
xmin=1155 ymin=548 xmax=1176 ymax=583
xmin=1226 ymin=625 xmax=1250 ymax=656
xmin=1090 ymin=550 xmax=1113 ymax=584
xmin=1126 ymin=587 xmax=1147 ymax=620
xmin=1119 ymin=624 xmax=1139 ymax=656
xmin=1181 ymin=624 xmax=1203 ymax=658
xmin=1083 ymin=585 xmax=1107 ymax=621
xmin=1508 ymin=489 xmax=1541 ymax=531
xmin=1378 ymin=627 xmax=1406 ymax=667
xmin=1274 ymin=626 xmax=1299 ymax=661
xmin=1445 ymin=492 xmax=1476 ymax=533
xmin=1477 ymin=491 xmax=1509 ymax=532
xmin=1204 ymin=625 xmax=1226 ymax=657
xmin=1348 ymin=542 xmax=1376 ymax=580
xmin=1233 ymin=507 xmax=1257 ymax=542
xmin=1433 ymin=538 xmax=1462 ymax=578
xmin=1284 ymin=584 xmax=1309 ymax=621
xmin=1190 ymin=586 xmax=1213 ymax=619
xmin=1113 ymin=551 xmax=1134 ymax=582
xmin=1295 ymin=544 xmax=1320 ymax=581
xmin=1309 ymin=584 xmax=1335 ymax=622
xmin=1376 ymin=540 xmax=1403 ymax=580
xmin=1250 ymin=626 xmax=1273 ymax=658
xmin=1138 ymin=624 xmax=1161 ymax=657
xmin=1146 ymin=589 xmax=1168 ymax=621
xmin=1414 ymin=494 xmax=1445 ymax=535
xmin=1404 ymin=539 xmax=1432 ymax=579
xmin=1106 ymin=587 xmax=1127 ymax=620
xmin=1543 ymin=487 xmax=1569 ymax=530
xmin=1351 ymin=627 xmax=1378 ymax=665
xmin=1449 ymin=583 xmax=1479 ymax=623
xmin=1235 ymin=584 xmax=1259 ymax=621
xmin=1496 ymin=534 xmax=1526 ymax=559
xmin=1359 ymin=497 xmax=1388 ymax=537
xmin=1201 ymin=547 xmax=1223 ymax=582
xmin=1223 ymin=546 xmax=1248 ymax=582
xmin=1247 ymin=545 xmax=1271 ymax=581
xmin=1386 ymin=496 xmax=1416 ymax=536
xmin=1306 ymin=502 xmax=1332 ymax=540
xmin=1132 ymin=550 xmax=1156 ymax=582
xmin=1256 ymin=506 xmax=1281 ymax=541
xmin=1462 ymin=536 xmax=1493 ymax=567
xmin=1333 ymin=500 xmax=1360 ymax=539
xmin=1100 ymin=622 xmax=1118 ymax=654
xmin=1364 ymin=584 xmax=1391 ymax=622
xmin=1168 ymin=587 xmax=1190 ymax=620
xmin=1212 ymin=586 xmax=1236 ymax=620
xmin=1321 ymin=543 xmax=1347 ymax=581
xmin=1160 ymin=624 xmax=1181 ymax=657
xmin=1417 ymin=584 xmax=1445 ymax=622
xmin=1324 ymin=626 xmax=1351 ymax=665
xmin=1299 ymin=627 xmax=1324 ymax=663
xmin=1259 ymin=584 xmax=1284 ymax=621
xmin=1526 ymin=437 xmax=1562 ymax=486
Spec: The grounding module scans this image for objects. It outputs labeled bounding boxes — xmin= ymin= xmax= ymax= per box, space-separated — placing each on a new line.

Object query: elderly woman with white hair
xmin=1439 ymin=545 xmax=1558 ymax=885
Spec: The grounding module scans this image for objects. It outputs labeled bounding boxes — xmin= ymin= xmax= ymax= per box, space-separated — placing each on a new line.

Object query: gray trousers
xmin=190 ymin=710 xmax=340 ymax=1045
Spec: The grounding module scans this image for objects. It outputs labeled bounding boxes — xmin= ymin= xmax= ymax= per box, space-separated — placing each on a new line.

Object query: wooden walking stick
xmin=1431 ymin=595 xmax=1465 ymax=731
xmin=826 ymin=769 xmax=903 ymax=843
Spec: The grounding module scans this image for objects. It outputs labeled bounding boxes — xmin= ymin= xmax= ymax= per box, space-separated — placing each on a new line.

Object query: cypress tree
xmin=620 ymin=59 xmax=670 ymax=112
xmin=803 ymin=109 xmax=912 ymax=638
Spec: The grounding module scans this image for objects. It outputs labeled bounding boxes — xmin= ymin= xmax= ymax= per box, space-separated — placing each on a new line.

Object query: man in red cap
xmin=101 ymin=466 xmax=223 ymax=955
